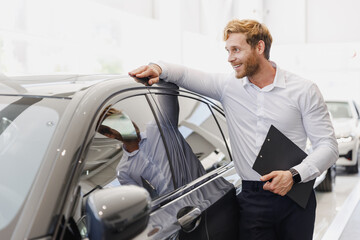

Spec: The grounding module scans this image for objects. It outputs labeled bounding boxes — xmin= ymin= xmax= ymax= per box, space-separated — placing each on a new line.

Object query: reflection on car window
xmin=0 ymin=98 xmax=60 ymax=230
xmin=150 ymin=87 xmax=207 ymax=190
xmin=175 ymin=96 xmax=231 ymax=173
xmin=326 ymin=102 xmax=353 ymax=119
xmin=82 ymin=95 xmax=175 ymax=199
xmin=151 ymin=83 xmax=231 ymax=184
xmin=82 ymin=87 xmax=232 ymax=201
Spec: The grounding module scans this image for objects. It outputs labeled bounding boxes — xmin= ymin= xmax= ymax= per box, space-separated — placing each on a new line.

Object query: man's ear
xmin=256 ymin=40 xmax=265 ymax=56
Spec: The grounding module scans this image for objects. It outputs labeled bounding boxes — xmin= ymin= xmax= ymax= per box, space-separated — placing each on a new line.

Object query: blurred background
xmin=0 ymin=0 xmax=359 ymax=101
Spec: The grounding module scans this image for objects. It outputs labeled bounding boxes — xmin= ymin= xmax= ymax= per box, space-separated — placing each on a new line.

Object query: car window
xmin=326 ymin=101 xmax=353 ymax=119
xmin=152 ymin=90 xmax=231 ymax=177
xmin=81 ymin=94 xmax=175 ymax=199
xmin=177 ymin=96 xmax=232 ymax=172
xmin=80 ymin=88 xmax=232 ymax=201
xmin=147 ymin=91 xmax=207 ymax=191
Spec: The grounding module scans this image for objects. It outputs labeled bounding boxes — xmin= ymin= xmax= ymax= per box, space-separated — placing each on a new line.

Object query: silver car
xmin=326 ymin=99 xmax=360 ymax=173
xmin=0 ymin=74 xmax=240 ymax=240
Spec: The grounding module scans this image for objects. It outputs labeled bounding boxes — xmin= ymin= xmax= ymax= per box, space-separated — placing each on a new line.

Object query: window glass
xmin=326 ymin=101 xmax=353 ymax=119
xmin=152 ymin=87 xmax=231 ymax=182
xmin=81 ymin=94 xmax=174 ymax=199
xmin=177 ymin=96 xmax=231 ymax=173
xmin=0 ymin=97 xmax=60 ymax=230
xmin=81 ymin=89 xmax=232 ymax=201
xmin=149 ymin=90 xmax=207 ymax=190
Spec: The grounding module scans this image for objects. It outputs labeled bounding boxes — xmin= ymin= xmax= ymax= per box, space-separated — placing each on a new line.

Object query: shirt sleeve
xmin=117 ymin=169 xmax=138 ymax=186
xmin=116 ymin=155 xmax=140 ymax=186
xmin=293 ymin=82 xmax=339 ymax=182
xmin=155 ymin=81 xmax=179 ymax=126
xmin=156 ymin=61 xmax=229 ymax=102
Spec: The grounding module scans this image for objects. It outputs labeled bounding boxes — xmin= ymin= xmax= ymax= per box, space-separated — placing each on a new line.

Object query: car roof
xmin=0 ymin=74 xmax=137 ymax=99
xmin=325 ymin=99 xmax=353 ymax=103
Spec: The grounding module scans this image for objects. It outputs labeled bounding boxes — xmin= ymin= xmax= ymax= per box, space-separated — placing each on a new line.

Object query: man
xmin=129 ymin=19 xmax=338 ymax=239
xmin=98 ymin=82 xmax=205 ymax=198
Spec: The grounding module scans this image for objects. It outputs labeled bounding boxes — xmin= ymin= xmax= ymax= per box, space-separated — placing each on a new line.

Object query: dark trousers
xmin=237 ymin=181 xmax=316 ymax=240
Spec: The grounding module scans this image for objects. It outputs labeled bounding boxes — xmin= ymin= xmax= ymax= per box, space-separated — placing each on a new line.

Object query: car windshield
xmin=0 ymin=96 xmax=66 ymax=230
xmin=326 ymin=101 xmax=353 ymax=119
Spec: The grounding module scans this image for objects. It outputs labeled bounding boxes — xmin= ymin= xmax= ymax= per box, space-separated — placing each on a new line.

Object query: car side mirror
xmin=85 ymin=185 xmax=151 ymax=240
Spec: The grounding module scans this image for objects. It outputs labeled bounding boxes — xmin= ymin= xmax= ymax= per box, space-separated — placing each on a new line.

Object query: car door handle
xmin=177 ymin=206 xmax=201 ymax=233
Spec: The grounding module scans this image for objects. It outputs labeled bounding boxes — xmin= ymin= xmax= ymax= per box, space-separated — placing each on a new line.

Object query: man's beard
xmin=235 ymin=52 xmax=259 ymax=79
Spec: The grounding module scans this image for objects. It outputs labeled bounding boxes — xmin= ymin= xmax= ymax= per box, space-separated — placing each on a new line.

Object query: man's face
xmin=225 ymin=33 xmax=259 ymax=79
xmin=98 ymin=125 xmax=123 ymax=141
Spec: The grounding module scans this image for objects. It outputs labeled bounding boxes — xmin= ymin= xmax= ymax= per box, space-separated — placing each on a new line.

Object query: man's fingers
xmin=263 ymin=181 xmax=271 ymax=191
xmin=130 ymin=66 xmax=159 ymax=78
xmin=129 ymin=64 xmax=162 ymax=86
xmin=260 ymin=171 xmax=275 ymax=182
xmin=261 ymin=171 xmax=293 ymax=196
xmin=135 ymin=68 xmax=153 ymax=78
xmin=148 ymin=77 xmax=160 ymax=85
xmin=128 ymin=65 xmax=148 ymax=76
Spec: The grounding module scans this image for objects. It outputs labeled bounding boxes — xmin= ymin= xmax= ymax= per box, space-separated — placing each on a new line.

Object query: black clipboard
xmin=252 ymin=125 xmax=315 ymax=208
xmin=141 ymin=176 xmax=158 ymax=199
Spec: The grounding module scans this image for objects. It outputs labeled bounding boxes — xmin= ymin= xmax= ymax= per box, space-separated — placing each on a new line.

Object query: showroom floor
xmin=339 ymin=200 xmax=360 ymax=239
xmin=314 ymin=167 xmax=360 ymax=240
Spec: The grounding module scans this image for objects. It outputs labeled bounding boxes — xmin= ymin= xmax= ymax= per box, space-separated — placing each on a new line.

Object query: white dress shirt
xmin=117 ymin=126 xmax=174 ymax=196
xmin=157 ymin=61 xmax=339 ymax=182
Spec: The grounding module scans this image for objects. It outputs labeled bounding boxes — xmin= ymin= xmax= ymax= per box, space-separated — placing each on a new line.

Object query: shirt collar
xmin=122 ymin=132 xmax=147 ymax=157
xmin=272 ymin=62 xmax=286 ymax=89
xmin=242 ymin=61 xmax=286 ymax=89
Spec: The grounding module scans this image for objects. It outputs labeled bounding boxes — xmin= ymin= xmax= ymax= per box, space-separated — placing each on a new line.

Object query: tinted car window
xmin=175 ymin=96 xmax=231 ymax=172
xmin=151 ymin=89 xmax=230 ymax=173
xmin=149 ymin=91 xmax=207 ymax=190
xmin=81 ymin=88 xmax=232 ymax=200
xmin=81 ymin=94 xmax=175 ymax=199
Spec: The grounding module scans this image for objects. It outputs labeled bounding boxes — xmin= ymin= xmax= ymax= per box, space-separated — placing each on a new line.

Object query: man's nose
xmin=228 ymin=53 xmax=235 ymax=62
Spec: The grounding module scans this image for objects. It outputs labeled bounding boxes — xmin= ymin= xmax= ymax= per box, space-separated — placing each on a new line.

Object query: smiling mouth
xmin=232 ymin=64 xmax=242 ymax=70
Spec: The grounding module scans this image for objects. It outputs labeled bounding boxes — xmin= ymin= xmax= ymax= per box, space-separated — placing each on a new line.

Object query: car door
xmin=145 ymin=85 xmax=238 ymax=240
xmin=78 ymin=84 xmax=239 ymax=239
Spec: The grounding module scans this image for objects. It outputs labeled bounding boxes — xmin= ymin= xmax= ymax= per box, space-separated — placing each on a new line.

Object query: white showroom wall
xmin=263 ymin=0 xmax=360 ymax=102
xmin=0 ymin=0 xmax=360 ymax=102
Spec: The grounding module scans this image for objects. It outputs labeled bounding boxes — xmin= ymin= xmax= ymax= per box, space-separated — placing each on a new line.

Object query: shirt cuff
xmin=149 ymin=61 xmax=168 ymax=80
xmin=292 ymin=162 xmax=312 ymax=183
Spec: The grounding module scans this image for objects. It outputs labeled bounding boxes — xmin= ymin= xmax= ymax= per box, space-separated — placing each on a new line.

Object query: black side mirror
xmin=86 ymin=185 xmax=151 ymax=240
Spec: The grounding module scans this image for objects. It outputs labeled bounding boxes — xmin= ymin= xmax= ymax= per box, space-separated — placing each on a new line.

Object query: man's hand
xmin=129 ymin=64 xmax=162 ymax=86
xmin=260 ymin=170 xmax=294 ymax=196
